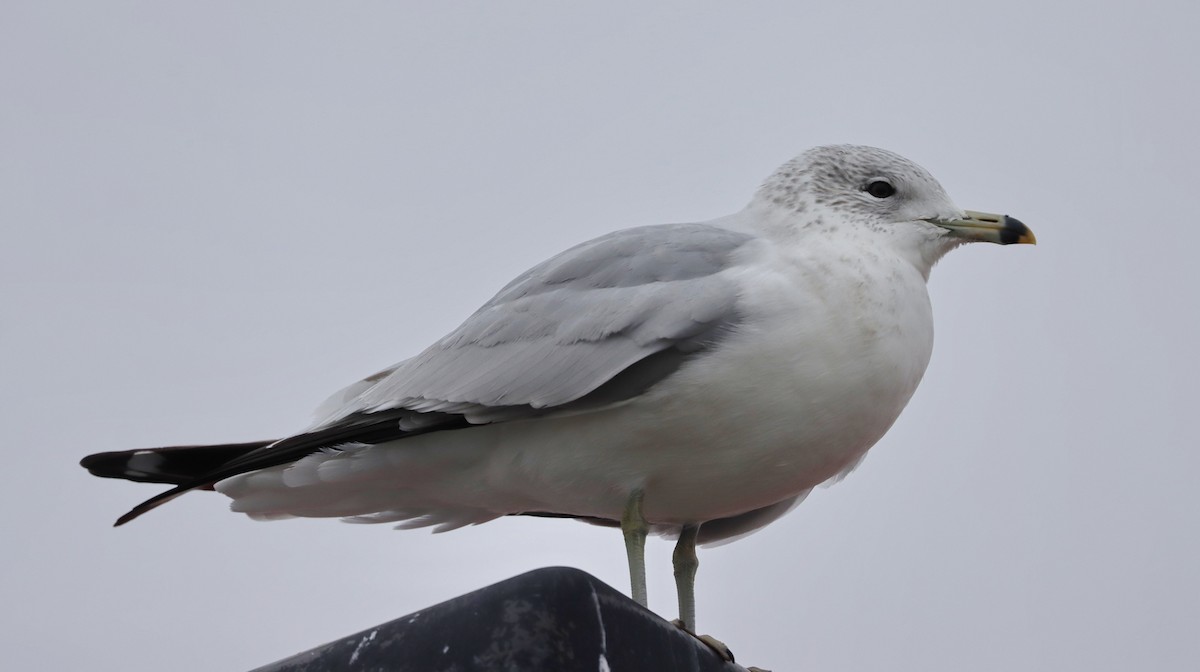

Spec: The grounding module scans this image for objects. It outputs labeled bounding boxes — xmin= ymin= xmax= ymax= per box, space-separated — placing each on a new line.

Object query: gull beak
xmin=928 ymin=210 xmax=1036 ymax=245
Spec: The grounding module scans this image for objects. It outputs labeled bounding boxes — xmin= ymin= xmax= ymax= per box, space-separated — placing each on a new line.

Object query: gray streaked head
xmin=754 ymin=144 xmax=962 ymax=225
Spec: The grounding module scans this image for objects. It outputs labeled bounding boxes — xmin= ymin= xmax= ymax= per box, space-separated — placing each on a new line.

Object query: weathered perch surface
xmin=251 ymin=566 xmax=752 ymax=672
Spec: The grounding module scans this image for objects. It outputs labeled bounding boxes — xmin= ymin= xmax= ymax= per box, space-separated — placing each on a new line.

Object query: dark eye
xmin=864 ymin=180 xmax=896 ymax=198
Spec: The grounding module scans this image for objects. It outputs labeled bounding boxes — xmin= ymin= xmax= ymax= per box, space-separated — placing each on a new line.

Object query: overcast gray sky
xmin=3 ymin=2 xmax=1197 ymax=670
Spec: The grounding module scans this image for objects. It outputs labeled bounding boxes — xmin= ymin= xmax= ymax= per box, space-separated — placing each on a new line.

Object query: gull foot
xmin=697 ymin=634 xmax=734 ymax=662
xmin=670 ymin=619 xmax=734 ymax=662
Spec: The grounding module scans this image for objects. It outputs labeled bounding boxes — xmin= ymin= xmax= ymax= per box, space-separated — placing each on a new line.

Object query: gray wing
xmin=312 ymin=223 xmax=754 ymax=428
xmin=96 ymin=223 xmax=755 ymax=522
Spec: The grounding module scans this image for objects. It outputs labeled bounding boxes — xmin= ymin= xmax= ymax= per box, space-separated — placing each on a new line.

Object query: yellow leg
xmin=620 ymin=490 xmax=649 ymax=607
xmin=673 ymin=523 xmax=701 ymax=632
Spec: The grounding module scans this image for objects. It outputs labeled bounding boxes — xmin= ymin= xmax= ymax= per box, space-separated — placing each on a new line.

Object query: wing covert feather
xmin=315 ymin=223 xmax=753 ymax=427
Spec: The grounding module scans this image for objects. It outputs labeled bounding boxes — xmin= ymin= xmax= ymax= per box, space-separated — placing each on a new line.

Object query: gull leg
xmin=673 ymin=523 xmax=700 ymax=632
xmin=672 ymin=523 xmax=736 ymax=663
xmin=620 ymin=489 xmax=649 ymax=607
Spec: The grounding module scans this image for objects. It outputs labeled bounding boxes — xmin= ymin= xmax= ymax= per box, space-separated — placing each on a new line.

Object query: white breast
xmin=575 ymin=234 xmax=936 ymax=522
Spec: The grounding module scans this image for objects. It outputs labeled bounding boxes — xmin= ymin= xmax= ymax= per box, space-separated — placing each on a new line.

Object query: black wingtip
xmin=112 ymin=483 xmax=200 ymax=526
xmin=82 ymin=440 xmax=280 ymax=525
xmin=80 ymin=440 xmax=279 ymax=485
xmin=79 ymin=451 xmax=113 ymax=476
xmin=114 ymin=504 xmax=143 ymax=526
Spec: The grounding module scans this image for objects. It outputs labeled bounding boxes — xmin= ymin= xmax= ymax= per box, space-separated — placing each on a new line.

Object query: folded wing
xmin=85 ymin=223 xmax=754 ymax=524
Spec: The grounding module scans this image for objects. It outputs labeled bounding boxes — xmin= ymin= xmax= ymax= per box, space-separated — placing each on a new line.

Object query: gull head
xmin=751 ymin=145 xmax=1034 ymax=264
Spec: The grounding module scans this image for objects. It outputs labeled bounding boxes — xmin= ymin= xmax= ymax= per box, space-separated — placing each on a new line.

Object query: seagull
xmin=81 ymin=145 xmax=1034 ymax=640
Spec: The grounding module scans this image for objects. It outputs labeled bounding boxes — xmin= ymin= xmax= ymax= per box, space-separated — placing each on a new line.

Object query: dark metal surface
xmin=251 ymin=566 xmax=749 ymax=672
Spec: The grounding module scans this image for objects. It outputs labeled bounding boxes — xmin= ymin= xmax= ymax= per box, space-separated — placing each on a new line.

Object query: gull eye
xmin=864 ymin=180 xmax=896 ymax=199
